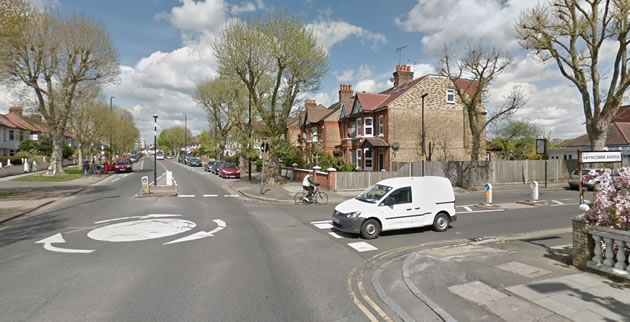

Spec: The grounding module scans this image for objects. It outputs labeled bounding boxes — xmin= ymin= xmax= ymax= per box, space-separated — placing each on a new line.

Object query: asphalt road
xmin=0 ymin=158 xmax=365 ymax=321
xmin=0 ymin=158 xmax=588 ymax=321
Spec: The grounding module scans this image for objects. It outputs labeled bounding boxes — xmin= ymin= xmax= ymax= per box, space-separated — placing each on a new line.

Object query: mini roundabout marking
xmin=35 ymin=214 xmax=226 ymax=254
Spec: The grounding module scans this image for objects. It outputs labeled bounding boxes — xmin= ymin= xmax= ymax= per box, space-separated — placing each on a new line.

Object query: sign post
xmin=141 ymin=176 xmax=149 ymax=194
xmin=536 ymin=139 xmax=547 ymax=188
xmin=260 ymin=139 xmax=268 ymax=195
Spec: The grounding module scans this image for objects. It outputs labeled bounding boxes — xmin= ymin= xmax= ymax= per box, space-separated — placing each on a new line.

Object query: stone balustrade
xmin=587 ymin=226 xmax=630 ymax=279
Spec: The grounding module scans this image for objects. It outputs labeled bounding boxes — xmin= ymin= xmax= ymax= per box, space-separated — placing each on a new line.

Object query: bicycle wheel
xmin=315 ymin=191 xmax=328 ymax=205
xmin=294 ymin=192 xmax=306 ymax=204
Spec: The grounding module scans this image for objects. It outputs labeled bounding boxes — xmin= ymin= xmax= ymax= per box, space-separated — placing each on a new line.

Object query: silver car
xmin=568 ymin=168 xmax=603 ymax=190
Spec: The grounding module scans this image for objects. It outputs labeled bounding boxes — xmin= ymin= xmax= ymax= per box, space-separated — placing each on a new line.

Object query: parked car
xmin=204 ymin=160 xmax=215 ymax=172
xmin=102 ymin=159 xmax=116 ymax=173
xmin=332 ymin=176 xmax=456 ymax=239
xmin=212 ymin=162 xmax=224 ymax=175
xmin=219 ymin=163 xmax=240 ymax=178
xmin=156 ymin=154 xmax=164 ymax=160
xmin=189 ymin=157 xmax=202 ymax=167
xmin=130 ymin=155 xmax=138 ymax=163
xmin=115 ymin=158 xmax=133 ymax=173
xmin=568 ymin=168 xmax=603 ymax=190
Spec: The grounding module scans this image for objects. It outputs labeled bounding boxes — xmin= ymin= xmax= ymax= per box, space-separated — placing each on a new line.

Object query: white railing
xmin=588 ymin=226 xmax=630 ymax=278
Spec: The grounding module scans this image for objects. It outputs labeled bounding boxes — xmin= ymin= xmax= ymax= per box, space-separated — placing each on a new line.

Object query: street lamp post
xmin=184 ymin=113 xmax=187 ymax=155
xmin=110 ymin=96 xmax=115 ymax=158
xmin=153 ymin=114 xmax=158 ymax=186
xmin=421 ymin=93 xmax=428 ymax=177
xmin=248 ymin=92 xmax=252 ymax=181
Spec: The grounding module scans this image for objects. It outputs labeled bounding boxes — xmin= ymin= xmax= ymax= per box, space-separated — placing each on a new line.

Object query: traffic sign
xmin=536 ymin=139 xmax=547 ymax=155
xmin=260 ymin=142 xmax=269 ymax=152
xmin=484 ymin=184 xmax=491 ymax=191
xmin=582 ymin=151 xmax=622 ymax=163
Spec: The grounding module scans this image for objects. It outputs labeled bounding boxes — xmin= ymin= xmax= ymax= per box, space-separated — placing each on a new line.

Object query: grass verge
xmin=10 ymin=166 xmax=84 ymax=182
xmin=0 ymin=192 xmax=20 ymax=199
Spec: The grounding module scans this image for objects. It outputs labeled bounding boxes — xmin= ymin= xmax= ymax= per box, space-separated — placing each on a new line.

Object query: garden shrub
xmin=588 ymin=167 xmax=630 ymax=230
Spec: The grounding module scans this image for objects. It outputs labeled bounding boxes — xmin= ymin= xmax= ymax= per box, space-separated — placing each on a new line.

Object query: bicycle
xmin=294 ymin=185 xmax=328 ymax=205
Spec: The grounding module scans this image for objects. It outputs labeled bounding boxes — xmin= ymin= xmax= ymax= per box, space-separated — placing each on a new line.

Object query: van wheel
xmin=361 ymin=219 xmax=381 ymax=239
xmin=433 ymin=213 xmax=450 ymax=232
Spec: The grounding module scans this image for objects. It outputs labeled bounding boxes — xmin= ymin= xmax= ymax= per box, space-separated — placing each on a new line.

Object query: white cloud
xmin=168 ymin=0 xmax=227 ymax=35
xmin=334 ymin=69 xmax=354 ymax=83
xmin=308 ymin=19 xmax=386 ymax=52
xmin=27 ymin=0 xmax=59 ymax=10
xmin=230 ymin=2 xmax=256 ymax=15
xmin=396 ymin=0 xmax=530 ymax=55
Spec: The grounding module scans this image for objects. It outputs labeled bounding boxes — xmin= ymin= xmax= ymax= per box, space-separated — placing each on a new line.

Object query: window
xmin=387 ymin=187 xmax=412 ymax=205
xmin=343 ymin=121 xmax=347 ymax=138
xmin=311 ymin=127 xmax=318 ymax=142
xmin=364 ymin=117 xmax=373 ymax=137
xmin=446 ymin=88 xmax=455 ymax=104
xmin=9 ymin=130 xmax=14 ymax=141
xmin=350 ymin=149 xmax=356 ymax=167
xmin=19 ymin=131 xmax=24 ymax=142
xmin=356 ymin=149 xmax=362 ymax=170
xmin=378 ymin=115 xmax=384 ymax=136
xmin=349 ymin=121 xmax=356 ymax=138
xmin=356 ymin=118 xmax=362 ymax=137
xmin=364 ymin=148 xmax=373 ymax=170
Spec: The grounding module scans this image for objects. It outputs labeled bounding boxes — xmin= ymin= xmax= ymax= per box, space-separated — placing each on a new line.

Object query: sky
xmin=0 ymin=0 xmax=620 ymax=144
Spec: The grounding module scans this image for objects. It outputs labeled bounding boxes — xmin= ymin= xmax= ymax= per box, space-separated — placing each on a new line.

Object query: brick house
xmin=337 ymin=65 xmax=483 ymax=171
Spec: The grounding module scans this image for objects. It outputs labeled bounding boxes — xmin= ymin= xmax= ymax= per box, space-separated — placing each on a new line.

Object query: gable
xmin=350 ymin=98 xmax=363 ymax=115
xmin=338 ymin=102 xmax=347 ymax=119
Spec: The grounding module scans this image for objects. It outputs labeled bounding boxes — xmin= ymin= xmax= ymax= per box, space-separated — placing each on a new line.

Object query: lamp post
xmin=153 ymin=114 xmax=158 ymax=186
xmin=110 ymin=96 xmax=115 ymax=158
xmin=248 ymin=92 xmax=252 ymax=181
xmin=421 ymin=93 xmax=428 ymax=176
xmin=184 ymin=113 xmax=187 ymax=155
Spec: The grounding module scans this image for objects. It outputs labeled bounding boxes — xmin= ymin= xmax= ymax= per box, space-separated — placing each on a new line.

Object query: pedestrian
xmin=83 ymin=160 xmax=89 ymax=176
xmin=90 ymin=160 xmax=96 ymax=176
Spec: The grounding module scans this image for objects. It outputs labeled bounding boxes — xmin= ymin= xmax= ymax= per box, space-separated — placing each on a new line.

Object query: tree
xmin=213 ymin=10 xmax=327 ymax=181
xmin=0 ymin=0 xmax=30 ymax=81
xmin=194 ymin=77 xmax=246 ymax=160
xmin=1 ymin=12 xmax=119 ymax=175
xmin=111 ymin=108 xmax=139 ymax=155
xmin=515 ymin=0 xmax=630 ymax=151
xmin=440 ymin=43 xmax=527 ymax=161
xmin=158 ymin=127 xmax=191 ymax=157
xmin=491 ymin=119 xmax=545 ymax=160
xmin=68 ymin=83 xmax=110 ymax=164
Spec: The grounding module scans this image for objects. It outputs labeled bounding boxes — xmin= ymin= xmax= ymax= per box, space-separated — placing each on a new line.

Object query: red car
xmin=115 ymin=158 xmax=133 ymax=173
xmin=219 ymin=163 xmax=240 ymax=178
xmin=102 ymin=159 xmax=116 ymax=173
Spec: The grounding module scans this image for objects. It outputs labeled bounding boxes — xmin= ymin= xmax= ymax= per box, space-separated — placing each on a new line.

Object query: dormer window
xmin=446 ymin=89 xmax=455 ymax=104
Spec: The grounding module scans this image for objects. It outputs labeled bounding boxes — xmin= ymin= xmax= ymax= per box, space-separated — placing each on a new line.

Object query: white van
xmin=332 ymin=176 xmax=456 ymax=239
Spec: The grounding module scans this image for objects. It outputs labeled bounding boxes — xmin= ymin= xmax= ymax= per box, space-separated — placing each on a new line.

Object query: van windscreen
xmin=356 ymin=184 xmax=392 ymax=203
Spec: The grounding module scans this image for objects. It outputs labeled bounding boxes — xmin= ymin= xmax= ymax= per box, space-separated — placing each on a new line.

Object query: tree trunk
xmin=47 ymin=130 xmax=66 ymax=175
xmin=589 ymin=123 xmax=608 ymax=151
xmin=470 ymin=137 xmax=481 ymax=161
xmin=77 ymin=143 xmax=84 ymax=165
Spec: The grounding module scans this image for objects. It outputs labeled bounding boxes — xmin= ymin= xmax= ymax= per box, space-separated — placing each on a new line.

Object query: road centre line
xmin=462 ymin=206 xmax=473 ymax=212
xmin=224 ymin=195 xmax=239 ymax=197
xmin=456 ymin=209 xmax=505 ymax=214
xmin=203 ymin=194 xmax=218 ymax=197
xmin=552 ymin=200 xmax=564 ymax=205
xmin=111 ymin=177 xmax=120 ymax=183
xmin=178 ymin=195 xmax=195 ymax=198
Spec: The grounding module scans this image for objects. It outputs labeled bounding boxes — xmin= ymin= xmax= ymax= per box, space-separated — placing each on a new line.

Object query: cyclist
xmin=302 ymin=173 xmax=319 ymax=202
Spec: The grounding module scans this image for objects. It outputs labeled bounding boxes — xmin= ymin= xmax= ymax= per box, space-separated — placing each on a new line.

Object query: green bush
xmin=63 ymin=145 xmax=75 ymax=159
xmin=0 ymin=156 xmax=23 ymax=166
xmin=18 ymin=140 xmax=36 ymax=153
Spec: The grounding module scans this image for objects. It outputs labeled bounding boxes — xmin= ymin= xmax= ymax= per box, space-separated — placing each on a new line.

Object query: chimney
xmin=339 ymin=84 xmax=353 ymax=102
xmin=393 ymin=65 xmax=413 ymax=87
xmin=305 ymin=99 xmax=317 ymax=110
xmin=9 ymin=106 xmax=23 ymax=116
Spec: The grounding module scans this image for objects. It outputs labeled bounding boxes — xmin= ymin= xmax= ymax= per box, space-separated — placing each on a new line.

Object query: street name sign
xmin=581 ymin=151 xmax=622 ymax=163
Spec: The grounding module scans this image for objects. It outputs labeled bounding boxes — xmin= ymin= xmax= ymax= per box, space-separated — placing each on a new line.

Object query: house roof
xmin=564 ymin=121 xmax=630 ymax=146
xmin=360 ymin=136 xmax=390 ymax=148
xmin=613 ymin=105 xmax=630 ymax=122
xmin=376 ymin=76 xmax=426 ymax=109
xmin=0 ymin=115 xmax=18 ymax=128
xmin=355 ymin=93 xmax=389 ymax=112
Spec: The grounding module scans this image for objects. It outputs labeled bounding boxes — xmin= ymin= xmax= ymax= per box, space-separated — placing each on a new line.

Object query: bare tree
xmin=515 ymin=0 xmax=630 ymax=150
xmin=68 ymin=82 xmax=109 ymax=164
xmin=440 ymin=44 xmax=527 ymax=161
xmin=0 ymin=0 xmax=30 ymax=81
xmin=2 ymin=12 xmax=119 ymax=175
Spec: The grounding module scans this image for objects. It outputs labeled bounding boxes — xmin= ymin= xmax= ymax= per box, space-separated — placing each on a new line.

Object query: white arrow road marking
xmin=164 ymin=219 xmax=226 ymax=245
xmin=94 ymin=214 xmax=181 ymax=224
xmin=35 ymin=233 xmax=95 ymax=254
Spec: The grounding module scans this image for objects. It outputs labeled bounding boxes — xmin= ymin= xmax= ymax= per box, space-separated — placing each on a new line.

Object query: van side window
xmin=388 ymin=187 xmax=412 ymax=205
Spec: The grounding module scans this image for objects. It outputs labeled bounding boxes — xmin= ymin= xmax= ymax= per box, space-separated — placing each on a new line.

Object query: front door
xmin=379 ymin=186 xmax=413 ymax=230
xmin=378 ymin=149 xmax=385 ymax=171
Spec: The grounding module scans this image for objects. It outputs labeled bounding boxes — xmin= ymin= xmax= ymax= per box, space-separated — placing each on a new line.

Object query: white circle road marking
xmin=87 ymin=219 xmax=196 ymax=242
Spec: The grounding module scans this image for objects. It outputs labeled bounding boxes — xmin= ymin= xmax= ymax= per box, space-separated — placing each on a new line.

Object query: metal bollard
xmin=484 ymin=183 xmax=493 ymax=204
xmin=530 ymin=181 xmax=539 ymax=201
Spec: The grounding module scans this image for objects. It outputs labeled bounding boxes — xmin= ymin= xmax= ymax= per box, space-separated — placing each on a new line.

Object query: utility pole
xmin=249 ymin=92 xmax=252 ymax=181
xmin=421 ymin=93 xmax=428 ymax=176
xmin=184 ymin=114 xmax=187 ymax=155
xmin=110 ymin=96 xmax=115 ymax=158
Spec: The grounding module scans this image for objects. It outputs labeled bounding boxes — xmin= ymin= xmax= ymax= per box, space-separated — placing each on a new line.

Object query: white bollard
xmin=530 ymin=181 xmax=539 ymax=201
xmin=32 ymin=160 xmax=37 ymax=171
xmin=166 ymin=171 xmax=173 ymax=186
xmin=8 ymin=158 xmax=12 ymax=166
xmin=484 ymin=183 xmax=493 ymax=204
xmin=23 ymin=158 xmax=29 ymax=173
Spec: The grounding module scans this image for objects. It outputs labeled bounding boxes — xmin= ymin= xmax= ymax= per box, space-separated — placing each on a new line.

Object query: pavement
xmin=2 ymin=169 xmax=627 ymax=321
xmin=373 ymin=232 xmax=630 ymax=322
xmin=0 ymin=169 xmax=111 ymax=225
